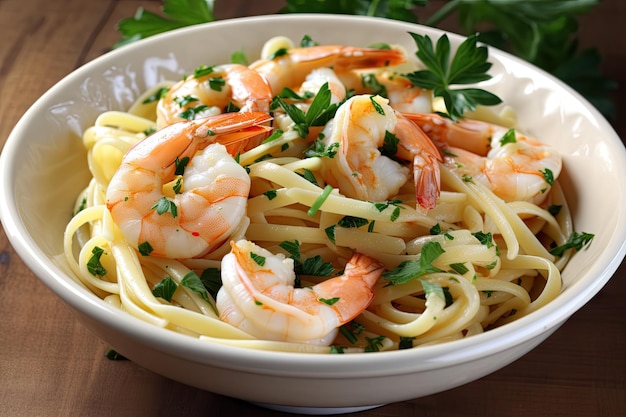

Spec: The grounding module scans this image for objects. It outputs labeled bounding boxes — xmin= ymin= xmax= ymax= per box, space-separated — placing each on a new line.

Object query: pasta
xmin=64 ymin=35 xmax=579 ymax=354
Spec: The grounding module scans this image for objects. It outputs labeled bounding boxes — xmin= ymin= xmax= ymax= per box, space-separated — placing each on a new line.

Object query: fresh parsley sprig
xmin=115 ymin=0 xmax=216 ymax=48
xmin=271 ymin=82 xmax=340 ymax=138
xmin=405 ymin=32 xmax=502 ymax=121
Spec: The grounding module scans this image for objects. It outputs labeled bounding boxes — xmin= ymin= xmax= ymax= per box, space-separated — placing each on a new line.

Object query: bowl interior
xmin=2 ymin=14 xmax=626 ymax=372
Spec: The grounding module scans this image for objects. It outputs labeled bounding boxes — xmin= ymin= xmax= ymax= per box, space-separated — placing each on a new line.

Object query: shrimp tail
xmin=313 ymin=253 xmax=385 ymax=324
xmin=190 ymin=111 xmax=272 ymax=155
xmin=414 ymin=152 xmax=441 ymax=210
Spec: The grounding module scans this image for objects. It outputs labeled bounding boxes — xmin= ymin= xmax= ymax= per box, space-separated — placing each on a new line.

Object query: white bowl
xmin=2 ymin=14 xmax=625 ymax=414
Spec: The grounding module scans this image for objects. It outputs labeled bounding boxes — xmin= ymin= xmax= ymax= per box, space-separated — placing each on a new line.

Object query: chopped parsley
xmin=180 ymin=271 xmax=211 ymax=304
xmin=250 ymin=252 xmax=266 ymax=266
xmin=550 ymin=231 xmax=594 ymax=257
xmin=152 ymin=276 xmax=178 ymax=302
xmin=151 ymin=197 xmax=178 ymax=217
xmin=87 ymin=246 xmax=107 ymax=276
xmin=199 ymin=267 xmax=222 ymax=300
xmin=138 ymin=241 xmax=153 ymax=256
xmin=382 ymin=241 xmax=446 ymax=286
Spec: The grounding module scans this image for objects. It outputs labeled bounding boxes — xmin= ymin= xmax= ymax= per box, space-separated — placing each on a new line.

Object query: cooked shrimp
xmin=404 ymin=113 xmax=495 ymax=156
xmin=420 ymin=118 xmax=563 ymax=204
xmin=319 ymin=95 xmax=442 ymax=209
xmin=156 ymin=64 xmax=273 ymax=129
xmin=249 ymin=45 xmax=406 ymax=95
xmin=342 ymin=69 xmax=432 ymax=114
xmin=105 ymin=112 xmax=272 ymax=259
xmin=216 ymin=240 xmax=385 ymax=345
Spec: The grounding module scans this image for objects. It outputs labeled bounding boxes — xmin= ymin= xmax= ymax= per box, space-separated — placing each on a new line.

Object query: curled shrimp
xmin=249 ymin=45 xmax=406 ymax=95
xmin=156 ymin=64 xmax=273 ymax=129
xmin=320 ymin=95 xmax=442 ymax=209
xmin=105 ymin=112 xmax=272 ymax=259
xmin=406 ymin=114 xmax=562 ymax=204
xmin=405 ymin=113 xmax=496 ymax=156
xmin=216 ymin=240 xmax=385 ymax=345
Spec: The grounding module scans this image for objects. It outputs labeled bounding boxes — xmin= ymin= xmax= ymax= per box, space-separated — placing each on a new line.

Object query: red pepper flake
xmin=192 ymin=231 xmax=200 ymax=236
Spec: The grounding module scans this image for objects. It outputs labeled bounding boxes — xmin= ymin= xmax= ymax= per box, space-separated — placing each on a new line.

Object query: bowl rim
xmin=2 ymin=13 xmax=626 ymax=377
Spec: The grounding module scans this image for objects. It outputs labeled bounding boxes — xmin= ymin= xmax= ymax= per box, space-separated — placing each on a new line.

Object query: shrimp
xmin=156 ymin=64 xmax=273 ymax=130
xmin=216 ymin=240 xmax=385 ymax=345
xmin=404 ymin=113 xmax=495 ymax=156
xmin=407 ymin=114 xmax=562 ymax=204
xmin=105 ymin=112 xmax=272 ymax=259
xmin=319 ymin=95 xmax=442 ymax=210
xmin=249 ymin=45 xmax=406 ymax=95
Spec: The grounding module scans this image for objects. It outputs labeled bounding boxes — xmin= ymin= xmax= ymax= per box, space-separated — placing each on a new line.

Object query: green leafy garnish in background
xmin=114 ymin=0 xmax=615 ymax=119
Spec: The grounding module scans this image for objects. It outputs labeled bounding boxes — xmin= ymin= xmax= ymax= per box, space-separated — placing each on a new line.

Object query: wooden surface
xmin=1 ymin=1 xmax=624 ymax=416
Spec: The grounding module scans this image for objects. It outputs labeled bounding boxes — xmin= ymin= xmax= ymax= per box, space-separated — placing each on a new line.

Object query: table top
xmin=1 ymin=1 xmax=624 ymax=416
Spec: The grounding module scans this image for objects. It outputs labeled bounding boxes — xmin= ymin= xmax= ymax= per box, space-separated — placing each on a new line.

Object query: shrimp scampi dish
xmin=65 ymin=33 xmax=593 ymax=354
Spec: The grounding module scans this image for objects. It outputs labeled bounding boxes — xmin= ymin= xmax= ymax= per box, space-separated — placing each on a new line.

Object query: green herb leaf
xmin=180 ymin=271 xmax=211 ymax=304
xmin=250 ymin=252 xmax=266 ymax=266
xmin=418 ymin=278 xmax=446 ymax=302
xmin=115 ymin=0 xmax=216 ymax=48
xmin=151 ymin=197 xmax=178 ymax=217
xmin=174 ymin=156 xmax=190 ymax=175
xmin=405 ymin=33 xmax=502 ymax=121
xmin=550 ymin=231 xmax=594 ymax=257
xmin=263 ymin=189 xmax=278 ymax=200
xmin=138 ymin=241 xmax=153 ymax=256
xmin=87 ymin=246 xmax=107 ymax=276
xmin=199 ymin=267 xmax=222 ymax=299
xmin=319 ymin=297 xmax=340 ymax=306
xmin=302 ymin=255 xmax=334 ymax=276
xmin=152 ymin=276 xmax=178 ymax=302
xmin=337 ymin=216 xmax=369 ymax=229
xmin=382 ymin=241 xmax=446 ymax=286
xmin=304 ymin=140 xmax=339 ymax=159
xmin=364 ymin=335 xmax=386 ymax=352
xmin=499 ymin=128 xmax=517 ymax=146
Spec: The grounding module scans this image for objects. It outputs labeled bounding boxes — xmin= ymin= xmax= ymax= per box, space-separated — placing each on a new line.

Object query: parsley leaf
xmin=151 ymin=197 xmax=178 ymax=217
xmin=199 ymin=267 xmax=222 ymax=299
xmin=152 ymin=277 xmax=178 ymax=302
xmin=115 ymin=0 xmax=216 ymax=48
xmin=405 ymin=32 xmax=502 ymax=121
xmin=180 ymin=271 xmax=212 ymax=304
xmin=382 ymin=241 xmax=446 ymax=286
xmin=550 ymin=231 xmax=594 ymax=257
xmin=87 ymin=246 xmax=107 ymax=277
xmin=272 ymin=82 xmax=340 ymax=138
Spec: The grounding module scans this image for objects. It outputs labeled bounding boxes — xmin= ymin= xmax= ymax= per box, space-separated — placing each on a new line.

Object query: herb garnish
xmin=382 ymin=241 xmax=445 ymax=286
xmin=115 ymin=0 xmax=614 ymax=120
xmin=87 ymin=246 xmax=107 ymax=276
xmin=405 ymin=32 xmax=502 ymax=121
xmin=550 ymin=231 xmax=594 ymax=257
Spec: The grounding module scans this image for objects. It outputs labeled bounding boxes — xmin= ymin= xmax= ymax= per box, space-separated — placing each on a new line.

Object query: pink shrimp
xmin=405 ymin=113 xmax=562 ymax=204
xmin=105 ymin=112 xmax=272 ymax=259
xmin=156 ymin=63 xmax=273 ymax=129
xmin=320 ymin=94 xmax=442 ymax=210
xmin=249 ymin=45 xmax=406 ymax=95
xmin=216 ymin=240 xmax=385 ymax=345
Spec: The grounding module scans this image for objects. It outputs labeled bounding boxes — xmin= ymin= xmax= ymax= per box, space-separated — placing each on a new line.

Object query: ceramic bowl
xmin=1 ymin=14 xmax=625 ymax=415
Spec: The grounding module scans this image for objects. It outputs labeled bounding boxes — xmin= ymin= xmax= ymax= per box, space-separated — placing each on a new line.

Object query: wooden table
xmin=1 ymin=1 xmax=624 ymax=416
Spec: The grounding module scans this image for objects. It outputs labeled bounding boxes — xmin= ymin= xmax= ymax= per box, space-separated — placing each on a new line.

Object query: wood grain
xmin=1 ymin=1 xmax=624 ymax=416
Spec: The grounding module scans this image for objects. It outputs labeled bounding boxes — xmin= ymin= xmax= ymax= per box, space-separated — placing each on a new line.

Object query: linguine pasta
xmin=64 ymin=37 xmax=576 ymax=354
